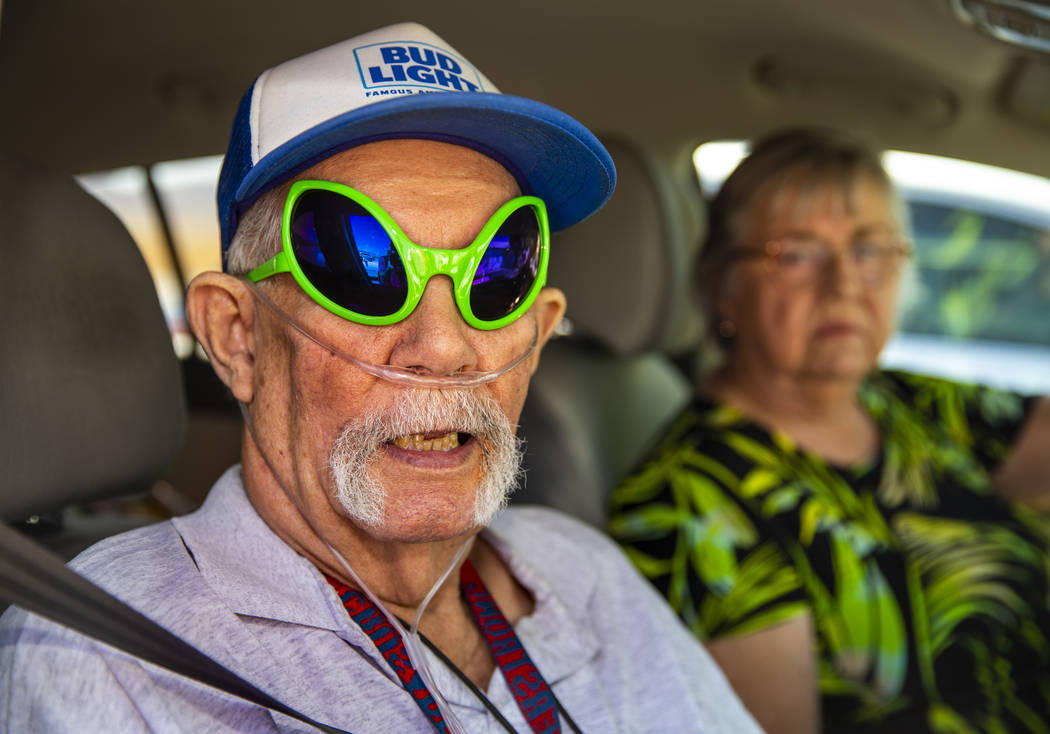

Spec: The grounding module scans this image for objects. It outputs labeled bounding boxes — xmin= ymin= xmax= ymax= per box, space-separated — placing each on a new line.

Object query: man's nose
xmin=387 ymin=276 xmax=478 ymax=376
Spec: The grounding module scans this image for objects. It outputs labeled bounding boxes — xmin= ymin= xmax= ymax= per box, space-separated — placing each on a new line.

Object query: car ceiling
xmin=1 ymin=0 xmax=1049 ymax=179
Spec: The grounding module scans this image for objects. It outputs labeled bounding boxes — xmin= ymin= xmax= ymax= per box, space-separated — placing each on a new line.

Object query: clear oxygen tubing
xmin=237 ymin=400 xmax=473 ymax=734
xmin=323 ymin=538 xmax=473 ymax=734
xmin=244 ymin=280 xmax=538 ymax=389
xmin=234 ymin=278 xmax=538 ymax=732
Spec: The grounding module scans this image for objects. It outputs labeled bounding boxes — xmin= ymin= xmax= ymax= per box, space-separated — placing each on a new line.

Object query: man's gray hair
xmin=225 ymin=181 xmax=293 ymax=276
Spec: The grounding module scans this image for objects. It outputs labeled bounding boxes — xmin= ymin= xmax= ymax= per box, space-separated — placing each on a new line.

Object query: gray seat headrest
xmin=548 ymin=137 xmax=704 ymax=355
xmin=0 ymin=155 xmax=186 ymax=521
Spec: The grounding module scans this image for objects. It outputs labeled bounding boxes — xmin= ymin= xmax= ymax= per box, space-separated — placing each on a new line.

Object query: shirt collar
xmin=479 ymin=515 xmax=602 ymax=686
xmin=171 ymin=465 xmax=346 ymax=631
xmin=173 ymin=467 xmax=601 ymax=692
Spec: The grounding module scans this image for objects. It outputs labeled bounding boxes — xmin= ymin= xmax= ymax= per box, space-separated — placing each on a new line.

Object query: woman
xmin=609 ymin=128 xmax=1050 ymax=733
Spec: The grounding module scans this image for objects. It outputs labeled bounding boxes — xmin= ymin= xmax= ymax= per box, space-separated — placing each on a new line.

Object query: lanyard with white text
xmin=326 ymin=562 xmax=562 ymax=734
xmin=458 ymin=559 xmax=561 ymax=734
xmin=326 ymin=575 xmax=449 ymax=733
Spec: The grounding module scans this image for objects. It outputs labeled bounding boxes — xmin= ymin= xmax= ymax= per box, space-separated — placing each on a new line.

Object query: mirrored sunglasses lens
xmin=469 ymin=205 xmax=542 ymax=322
xmin=291 ymin=190 xmax=408 ymax=317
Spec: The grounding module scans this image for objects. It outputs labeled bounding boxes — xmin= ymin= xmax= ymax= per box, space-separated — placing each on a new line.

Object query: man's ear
xmin=185 ymin=272 xmax=258 ymax=403
xmin=526 ymin=286 xmax=568 ymax=374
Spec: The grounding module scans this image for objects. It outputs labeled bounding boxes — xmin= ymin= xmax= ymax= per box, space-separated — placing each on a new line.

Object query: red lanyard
xmin=326 ymin=559 xmax=561 ymax=734
xmin=458 ymin=560 xmax=560 ymax=733
xmin=326 ymin=574 xmax=449 ymax=733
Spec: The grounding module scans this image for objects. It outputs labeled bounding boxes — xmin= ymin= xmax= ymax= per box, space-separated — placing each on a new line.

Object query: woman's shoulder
xmin=651 ymin=394 xmax=767 ymax=447
xmin=865 ymin=369 xmax=1029 ymax=425
xmin=863 ymin=368 xmax=1035 ymax=472
xmin=868 ymin=367 xmax=960 ymax=390
xmin=616 ymin=393 xmax=792 ymax=505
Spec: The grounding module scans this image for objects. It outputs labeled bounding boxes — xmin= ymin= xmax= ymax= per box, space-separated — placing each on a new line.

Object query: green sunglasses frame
xmin=246 ymin=180 xmax=550 ymax=330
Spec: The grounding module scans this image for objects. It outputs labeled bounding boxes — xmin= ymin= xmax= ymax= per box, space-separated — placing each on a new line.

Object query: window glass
xmin=77 ymin=156 xmax=222 ymax=358
xmin=151 ymin=156 xmax=223 ymax=282
xmin=693 ymin=142 xmax=1050 ymax=394
xmin=903 ymin=201 xmax=1050 ymax=346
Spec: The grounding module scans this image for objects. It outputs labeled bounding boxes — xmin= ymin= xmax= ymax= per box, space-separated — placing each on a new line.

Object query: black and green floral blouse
xmin=609 ymin=371 xmax=1050 ymax=733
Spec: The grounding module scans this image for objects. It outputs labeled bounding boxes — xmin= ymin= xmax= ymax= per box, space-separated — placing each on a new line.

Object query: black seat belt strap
xmin=0 ymin=522 xmax=352 ymax=734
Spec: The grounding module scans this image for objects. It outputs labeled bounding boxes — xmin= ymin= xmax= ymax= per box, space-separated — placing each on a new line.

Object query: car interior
xmin=1 ymin=0 xmax=1049 ymax=716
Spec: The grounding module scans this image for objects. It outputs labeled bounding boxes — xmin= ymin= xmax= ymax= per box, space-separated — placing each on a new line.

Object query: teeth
xmin=393 ymin=431 xmax=460 ymax=451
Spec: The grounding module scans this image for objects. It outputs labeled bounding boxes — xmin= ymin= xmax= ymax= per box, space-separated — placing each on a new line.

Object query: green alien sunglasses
xmin=247 ymin=180 xmax=550 ymax=330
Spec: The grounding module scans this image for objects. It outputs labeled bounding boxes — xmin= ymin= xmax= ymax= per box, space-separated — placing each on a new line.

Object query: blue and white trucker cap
xmin=217 ymin=22 xmax=616 ymax=268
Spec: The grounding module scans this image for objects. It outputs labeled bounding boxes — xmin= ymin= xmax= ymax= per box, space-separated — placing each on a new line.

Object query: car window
xmin=905 ymin=200 xmax=1049 ymax=346
xmin=77 ymin=156 xmax=222 ymax=358
xmin=694 ymin=141 xmax=1050 ymax=394
xmin=80 ymin=144 xmax=1050 ymax=395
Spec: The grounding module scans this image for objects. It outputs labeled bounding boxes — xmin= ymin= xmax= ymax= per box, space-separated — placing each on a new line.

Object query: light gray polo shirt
xmin=0 ymin=466 xmax=761 ymax=733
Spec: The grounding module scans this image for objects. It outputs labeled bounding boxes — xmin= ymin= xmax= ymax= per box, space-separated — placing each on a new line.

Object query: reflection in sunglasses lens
xmin=470 ymin=206 xmax=541 ymax=321
xmin=291 ymin=190 xmax=408 ymax=317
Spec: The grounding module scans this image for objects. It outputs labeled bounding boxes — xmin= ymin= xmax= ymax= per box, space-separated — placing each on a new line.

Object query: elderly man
xmin=0 ymin=23 xmax=760 ymax=734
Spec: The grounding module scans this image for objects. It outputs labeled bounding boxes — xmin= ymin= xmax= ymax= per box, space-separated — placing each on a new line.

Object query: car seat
xmin=0 ymin=153 xmax=186 ymax=559
xmin=514 ymin=137 xmax=704 ymax=526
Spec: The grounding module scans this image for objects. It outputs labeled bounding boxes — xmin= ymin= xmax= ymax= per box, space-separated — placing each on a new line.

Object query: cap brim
xmin=234 ymin=92 xmax=615 ymax=232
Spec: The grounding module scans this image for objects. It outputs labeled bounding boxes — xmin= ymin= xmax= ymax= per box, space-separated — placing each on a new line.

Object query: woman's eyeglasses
xmin=733 ymin=234 xmax=913 ymax=287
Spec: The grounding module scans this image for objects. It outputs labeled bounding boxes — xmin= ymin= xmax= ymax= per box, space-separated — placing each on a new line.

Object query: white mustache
xmin=353 ymin=389 xmax=514 ymax=446
xmin=328 ymin=389 xmax=523 ymax=529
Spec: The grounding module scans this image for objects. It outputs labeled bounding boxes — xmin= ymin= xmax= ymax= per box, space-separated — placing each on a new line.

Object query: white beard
xmin=327 ymin=388 xmax=523 ymax=530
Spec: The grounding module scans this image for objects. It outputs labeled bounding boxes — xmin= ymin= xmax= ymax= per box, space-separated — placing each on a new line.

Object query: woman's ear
xmin=714 ymin=268 xmax=741 ymax=326
xmin=185 ymin=272 xmax=258 ymax=403
xmin=716 ymin=295 xmax=735 ymax=326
